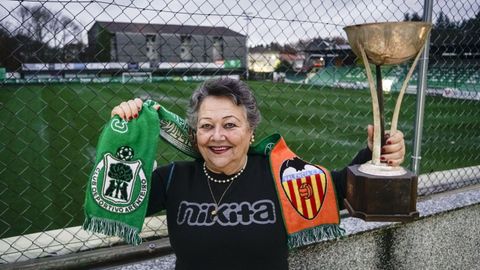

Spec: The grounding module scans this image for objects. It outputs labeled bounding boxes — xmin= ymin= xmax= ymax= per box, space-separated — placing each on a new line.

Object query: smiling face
xmin=196 ymin=95 xmax=253 ymax=175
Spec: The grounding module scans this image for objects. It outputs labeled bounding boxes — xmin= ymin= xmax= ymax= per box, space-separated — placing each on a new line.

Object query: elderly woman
xmin=110 ymin=78 xmax=405 ymax=269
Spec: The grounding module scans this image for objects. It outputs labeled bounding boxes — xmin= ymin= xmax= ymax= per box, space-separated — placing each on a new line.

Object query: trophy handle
xmin=390 ymin=40 xmax=428 ymax=134
xmin=357 ymin=42 xmax=382 ymax=165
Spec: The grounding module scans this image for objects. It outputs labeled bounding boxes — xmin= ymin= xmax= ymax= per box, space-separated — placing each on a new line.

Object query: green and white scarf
xmin=83 ymin=100 xmax=160 ymax=245
xmin=83 ymin=100 xmax=202 ymax=245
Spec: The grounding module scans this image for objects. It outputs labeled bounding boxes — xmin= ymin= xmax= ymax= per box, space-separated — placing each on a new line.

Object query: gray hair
xmin=187 ymin=78 xmax=261 ymax=130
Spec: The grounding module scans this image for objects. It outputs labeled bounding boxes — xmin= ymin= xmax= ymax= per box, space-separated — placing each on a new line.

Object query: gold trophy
xmin=343 ymin=22 xmax=432 ymax=222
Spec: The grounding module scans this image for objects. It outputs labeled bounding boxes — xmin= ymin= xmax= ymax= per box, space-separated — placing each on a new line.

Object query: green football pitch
xmin=1 ymin=80 xmax=479 ymax=238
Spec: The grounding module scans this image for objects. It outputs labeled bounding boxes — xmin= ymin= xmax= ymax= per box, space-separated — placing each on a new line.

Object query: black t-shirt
xmin=147 ymin=149 xmax=371 ymax=270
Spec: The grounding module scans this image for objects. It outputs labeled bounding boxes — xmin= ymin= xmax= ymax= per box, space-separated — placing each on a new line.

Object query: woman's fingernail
xmin=386 ymin=140 xmax=392 ymax=145
xmin=380 ymin=156 xmax=386 ymax=161
xmin=128 ymin=116 xmax=133 ymax=120
xmin=381 ymin=147 xmax=386 ymax=153
xmin=134 ymin=114 xmax=138 ymax=118
xmin=388 ymin=160 xmax=393 ymax=165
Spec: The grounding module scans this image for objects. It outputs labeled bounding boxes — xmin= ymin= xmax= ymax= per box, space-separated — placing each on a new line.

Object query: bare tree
xmin=30 ymin=5 xmax=52 ymax=43
xmin=61 ymin=16 xmax=80 ymax=44
xmin=16 ymin=5 xmax=32 ymax=37
xmin=12 ymin=4 xmax=83 ymax=61
xmin=15 ymin=5 xmax=52 ymax=42
xmin=15 ymin=4 xmax=81 ymax=47
xmin=48 ymin=14 xmax=64 ymax=48
xmin=48 ymin=15 xmax=80 ymax=48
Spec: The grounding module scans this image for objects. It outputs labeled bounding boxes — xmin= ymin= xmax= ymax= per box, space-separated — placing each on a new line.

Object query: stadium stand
xmin=306 ymin=65 xmax=480 ymax=98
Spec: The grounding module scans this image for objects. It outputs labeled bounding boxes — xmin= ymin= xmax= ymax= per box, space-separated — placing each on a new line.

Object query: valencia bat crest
xmin=279 ymin=157 xmax=327 ymax=219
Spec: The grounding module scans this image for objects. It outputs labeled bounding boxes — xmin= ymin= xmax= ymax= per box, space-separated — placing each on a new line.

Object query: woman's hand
xmin=367 ymin=125 xmax=405 ymax=167
xmin=111 ymin=98 xmax=160 ymax=121
xmin=111 ymin=98 xmax=143 ymax=121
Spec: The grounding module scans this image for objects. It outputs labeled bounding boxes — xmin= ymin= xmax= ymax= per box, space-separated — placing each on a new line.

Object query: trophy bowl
xmin=344 ymin=21 xmax=432 ymax=65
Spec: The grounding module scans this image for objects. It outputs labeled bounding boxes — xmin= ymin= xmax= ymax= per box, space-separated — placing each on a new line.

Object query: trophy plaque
xmin=343 ymin=22 xmax=432 ymax=222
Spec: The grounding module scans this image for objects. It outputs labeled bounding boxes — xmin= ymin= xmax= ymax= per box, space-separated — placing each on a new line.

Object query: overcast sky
xmin=1 ymin=0 xmax=478 ymax=46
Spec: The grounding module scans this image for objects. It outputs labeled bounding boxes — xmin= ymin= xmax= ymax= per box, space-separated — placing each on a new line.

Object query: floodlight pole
xmin=411 ymin=0 xmax=433 ymax=175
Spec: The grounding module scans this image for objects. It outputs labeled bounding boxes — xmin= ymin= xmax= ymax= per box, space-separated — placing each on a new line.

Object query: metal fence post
xmin=411 ymin=0 xmax=434 ymax=175
xmin=243 ymin=11 xmax=252 ymax=80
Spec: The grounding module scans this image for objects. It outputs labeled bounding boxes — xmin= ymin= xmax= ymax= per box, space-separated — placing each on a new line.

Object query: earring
xmin=189 ymin=129 xmax=197 ymax=148
xmin=250 ymin=134 xmax=255 ymax=145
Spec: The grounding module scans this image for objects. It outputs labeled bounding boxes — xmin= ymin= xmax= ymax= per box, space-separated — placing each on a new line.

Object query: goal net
xmin=121 ymin=72 xmax=153 ymax=83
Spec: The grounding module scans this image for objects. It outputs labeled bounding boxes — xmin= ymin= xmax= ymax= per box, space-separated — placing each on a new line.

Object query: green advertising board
xmin=0 ymin=68 xmax=5 ymax=81
xmin=224 ymin=59 xmax=242 ymax=69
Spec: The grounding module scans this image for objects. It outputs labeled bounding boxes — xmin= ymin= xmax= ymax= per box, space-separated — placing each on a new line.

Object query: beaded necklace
xmin=204 ymin=157 xmax=248 ymax=216
xmin=202 ymin=158 xmax=247 ymax=183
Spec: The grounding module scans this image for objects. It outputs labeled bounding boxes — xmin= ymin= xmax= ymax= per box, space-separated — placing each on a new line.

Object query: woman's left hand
xmin=367 ymin=125 xmax=406 ymax=167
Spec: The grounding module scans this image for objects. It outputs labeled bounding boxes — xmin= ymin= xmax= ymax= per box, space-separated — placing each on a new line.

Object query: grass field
xmin=1 ymin=80 xmax=479 ymax=238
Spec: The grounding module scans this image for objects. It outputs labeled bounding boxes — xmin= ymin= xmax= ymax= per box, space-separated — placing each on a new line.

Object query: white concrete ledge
xmin=418 ymin=165 xmax=480 ymax=195
xmin=0 ymin=216 xmax=168 ymax=264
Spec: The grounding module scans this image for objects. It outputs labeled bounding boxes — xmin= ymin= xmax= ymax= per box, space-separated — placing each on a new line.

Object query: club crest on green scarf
xmin=91 ymin=150 xmax=148 ymax=213
xmin=83 ymin=100 xmax=160 ymax=245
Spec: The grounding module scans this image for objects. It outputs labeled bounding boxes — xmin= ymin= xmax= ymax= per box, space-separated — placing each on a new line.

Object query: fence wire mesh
xmin=0 ymin=0 xmax=479 ymax=264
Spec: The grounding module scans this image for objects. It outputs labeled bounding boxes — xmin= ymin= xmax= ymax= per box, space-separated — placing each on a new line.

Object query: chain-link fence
xmin=1 ymin=0 xmax=479 ymax=265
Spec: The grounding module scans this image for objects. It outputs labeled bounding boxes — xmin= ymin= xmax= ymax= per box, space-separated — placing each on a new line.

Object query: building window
xmin=146 ymin=35 xmax=156 ymax=43
xmin=213 ymin=37 xmax=224 ymax=62
xmin=146 ymin=34 xmax=157 ymax=61
xmin=111 ymin=34 xmax=117 ymax=61
xmin=145 ymin=35 xmax=158 ymax=61
xmin=180 ymin=35 xmax=193 ymax=62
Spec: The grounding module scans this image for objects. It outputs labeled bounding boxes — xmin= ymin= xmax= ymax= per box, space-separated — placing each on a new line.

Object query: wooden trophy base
xmin=344 ymin=164 xmax=419 ymax=222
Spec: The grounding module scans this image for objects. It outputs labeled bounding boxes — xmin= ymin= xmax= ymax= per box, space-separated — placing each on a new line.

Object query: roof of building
xmin=92 ymin=21 xmax=245 ymax=37
xmin=249 ymin=46 xmax=279 ymax=53
xmin=304 ymin=39 xmax=351 ymax=52
xmin=280 ymin=53 xmax=305 ymax=61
